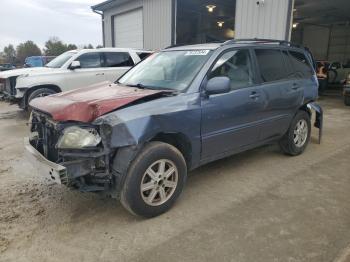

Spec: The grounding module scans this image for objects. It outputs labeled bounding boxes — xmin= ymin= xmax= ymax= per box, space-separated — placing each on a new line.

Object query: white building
xmin=92 ymin=0 xmax=350 ymax=63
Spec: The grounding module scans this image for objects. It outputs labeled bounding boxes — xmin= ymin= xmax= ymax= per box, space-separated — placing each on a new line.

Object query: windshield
xmin=46 ymin=51 xmax=77 ymax=68
xmin=118 ymin=50 xmax=212 ymax=91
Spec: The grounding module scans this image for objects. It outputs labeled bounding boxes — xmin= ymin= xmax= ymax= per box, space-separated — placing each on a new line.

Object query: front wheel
xmin=279 ymin=110 xmax=311 ymax=156
xmin=120 ymin=142 xmax=187 ymax=218
xmin=28 ymin=88 xmax=57 ymax=105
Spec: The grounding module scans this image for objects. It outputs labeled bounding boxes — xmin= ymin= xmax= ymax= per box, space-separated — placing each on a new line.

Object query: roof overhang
xmin=92 ymin=0 xmax=131 ymax=12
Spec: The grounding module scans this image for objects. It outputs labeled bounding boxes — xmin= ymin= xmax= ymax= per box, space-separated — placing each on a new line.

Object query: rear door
xmin=102 ymin=52 xmax=135 ymax=82
xmin=61 ymin=52 xmax=106 ymax=91
xmin=253 ymin=48 xmax=303 ymax=141
xmin=287 ymin=50 xmax=318 ymax=103
xmin=201 ymin=48 xmax=265 ymax=159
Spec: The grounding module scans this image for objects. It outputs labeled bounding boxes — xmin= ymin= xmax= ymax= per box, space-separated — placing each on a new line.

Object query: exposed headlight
xmin=57 ymin=126 xmax=101 ymax=149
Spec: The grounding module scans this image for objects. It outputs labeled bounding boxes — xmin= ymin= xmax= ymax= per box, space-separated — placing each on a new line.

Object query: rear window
xmin=255 ymin=49 xmax=288 ymax=82
xmin=288 ymin=51 xmax=313 ymax=78
xmin=104 ymin=52 xmax=134 ymax=67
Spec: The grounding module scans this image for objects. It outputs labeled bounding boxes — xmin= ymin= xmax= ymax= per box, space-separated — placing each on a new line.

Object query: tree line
xmin=0 ymin=37 xmax=102 ymax=65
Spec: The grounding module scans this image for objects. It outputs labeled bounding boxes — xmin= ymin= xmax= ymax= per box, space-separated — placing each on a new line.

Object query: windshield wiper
xmin=122 ymin=83 xmax=178 ymax=93
xmin=126 ymin=83 xmax=148 ymax=89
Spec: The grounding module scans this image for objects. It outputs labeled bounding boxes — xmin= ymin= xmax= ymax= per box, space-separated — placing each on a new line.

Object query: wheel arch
xmin=299 ymin=102 xmax=313 ymax=117
xmin=24 ymin=84 xmax=62 ymax=107
xmin=149 ymin=132 xmax=192 ymax=169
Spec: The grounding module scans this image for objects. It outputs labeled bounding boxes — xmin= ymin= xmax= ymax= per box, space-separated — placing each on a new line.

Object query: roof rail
xmin=223 ymin=38 xmax=302 ymax=48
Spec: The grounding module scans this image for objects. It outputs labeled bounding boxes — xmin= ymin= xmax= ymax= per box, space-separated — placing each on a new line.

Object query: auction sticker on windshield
xmin=185 ymin=50 xmax=210 ymax=56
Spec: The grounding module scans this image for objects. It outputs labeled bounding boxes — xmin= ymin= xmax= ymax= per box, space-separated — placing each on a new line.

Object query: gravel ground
xmin=0 ymin=95 xmax=350 ymax=262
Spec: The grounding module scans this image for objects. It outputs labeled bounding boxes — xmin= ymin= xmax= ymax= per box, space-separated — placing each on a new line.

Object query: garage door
xmin=113 ymin=9 xmax=144 ymax=48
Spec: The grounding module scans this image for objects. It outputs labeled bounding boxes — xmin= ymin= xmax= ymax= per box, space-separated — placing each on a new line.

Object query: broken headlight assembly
xmin=57 ymin=126 xmax=102 ymax=149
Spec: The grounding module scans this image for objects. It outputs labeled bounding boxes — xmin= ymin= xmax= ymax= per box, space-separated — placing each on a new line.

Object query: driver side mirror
xmin=70 ymin=61 xmax=81 ymax=70
xmin=205 ymin=76 xmax=231 ymax=95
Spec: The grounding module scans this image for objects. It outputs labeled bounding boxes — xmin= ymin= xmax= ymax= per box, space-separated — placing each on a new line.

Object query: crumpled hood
xmin=29 ymin=81 xmax=169 ymax=123
xmin=0 ymin=67 xmax=54 ymax=79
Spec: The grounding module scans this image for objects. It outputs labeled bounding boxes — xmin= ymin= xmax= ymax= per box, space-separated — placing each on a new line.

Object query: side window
xmin=281 ymin=50 xmax=296 ymax=78
xmin=289 ymin=51 xmax=313 ymax=78
xmin=209 ymin=49 xmax=253 ymax=90
xmin=137 ymin=52 xmax=152 ymax=61
xmin=255 ymin=49 xmax=288 ymax=82
xmin=104 ymin=52 xmax=134 ymax=67
xmin=76 ymin=53 xmax=102 ymax=68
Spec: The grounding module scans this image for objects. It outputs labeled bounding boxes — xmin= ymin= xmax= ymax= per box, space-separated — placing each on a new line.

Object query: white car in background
xmin=0 ymin=48 xmax=152 ymax=109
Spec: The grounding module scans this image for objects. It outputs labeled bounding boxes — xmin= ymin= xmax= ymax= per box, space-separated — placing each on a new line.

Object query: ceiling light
xmin=206 ymin=5 xmax=216 ymax=13
xmin=292 ymin=23 xmax=299 ymax=28
xmin=217 ymin=21 xmax=224 ymax=28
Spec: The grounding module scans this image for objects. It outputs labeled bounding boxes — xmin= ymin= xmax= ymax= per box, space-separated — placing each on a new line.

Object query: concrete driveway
xmin=1 ymin=96 xmax=350 ymax=262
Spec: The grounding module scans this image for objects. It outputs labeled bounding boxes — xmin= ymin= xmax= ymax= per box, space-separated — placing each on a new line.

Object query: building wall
xmin=103 ymin=0 xmax=143 ymax=47
xmin=302 ymin=25 xmax=330 ymax=61
xmin=235 ymin=0 xmax=293 ymax=40
xmin=292 ymin=24 xmax=350 ymax=63
xmin=102 ymin=0 xmax=172 ymax=50
xmin=143 ymin=0 xmax=172 ymax=50
xmin=328 ymin=25 xmax=350 ymax=63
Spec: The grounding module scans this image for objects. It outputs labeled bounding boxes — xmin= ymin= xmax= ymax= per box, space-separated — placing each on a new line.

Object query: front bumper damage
xmin=24 ymin=137 xmax=67 ymax=184
xmin=25 ymin=135 xmax=114 ymax=193
xmin=26 ymin=111 xmax=115 ymax=193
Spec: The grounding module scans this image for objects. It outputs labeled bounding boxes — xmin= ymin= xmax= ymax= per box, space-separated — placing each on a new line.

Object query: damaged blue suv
xmin=26 ymin=39 xmax=322 ymax=217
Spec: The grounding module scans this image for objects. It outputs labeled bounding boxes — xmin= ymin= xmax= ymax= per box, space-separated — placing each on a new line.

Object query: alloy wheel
xmin=293 ymin=119 xmax=308 ymax=147
xmin=140 ymin=159 xmax=178 ymax=206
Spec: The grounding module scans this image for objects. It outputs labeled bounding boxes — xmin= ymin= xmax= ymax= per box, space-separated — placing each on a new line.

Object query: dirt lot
xmin=1 ymin=95 xmax=350 ymax=262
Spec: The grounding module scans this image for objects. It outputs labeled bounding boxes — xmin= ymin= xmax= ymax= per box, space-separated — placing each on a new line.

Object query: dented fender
xmin=94 ymin=92 xmax=203 ymax=166
xmin=307 ymin=102 xmax=323 ymax=144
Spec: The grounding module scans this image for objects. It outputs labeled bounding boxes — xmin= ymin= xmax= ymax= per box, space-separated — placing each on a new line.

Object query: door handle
xmin=96 ymin=73 xmax=105 ymax=76
xmin=249 ymin=92 xmax=260 ymax=99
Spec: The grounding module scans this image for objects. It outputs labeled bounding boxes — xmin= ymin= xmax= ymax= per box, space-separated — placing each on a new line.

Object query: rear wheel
xmin=279 ymin=110 xmax=311 ymax=156
xmin=120 ymin=142 xmax=187 ymax=218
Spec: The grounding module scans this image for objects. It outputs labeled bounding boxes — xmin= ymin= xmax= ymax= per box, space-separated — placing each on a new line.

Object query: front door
xmin=62 ymin=52 xmax=106 ymax=91
xmin=201 ymin=49 xmax=265 ymax=160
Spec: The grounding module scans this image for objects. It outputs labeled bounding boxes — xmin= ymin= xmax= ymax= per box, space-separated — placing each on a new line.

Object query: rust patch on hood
xmin=29 ymin=82 xmax=167 ymax=123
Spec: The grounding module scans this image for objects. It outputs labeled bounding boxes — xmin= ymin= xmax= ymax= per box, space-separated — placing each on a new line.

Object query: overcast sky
xmin=0 ymin=0 xmax=105 ymax=51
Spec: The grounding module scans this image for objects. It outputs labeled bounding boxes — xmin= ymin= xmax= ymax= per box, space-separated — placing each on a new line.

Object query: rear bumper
xmin=24 ymin=137 xmax=67 ymax=184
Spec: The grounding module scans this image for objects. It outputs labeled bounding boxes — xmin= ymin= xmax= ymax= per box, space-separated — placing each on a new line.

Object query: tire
xmin=279 ymin=110 xmax=311 ymax=156
xmin=120 ymin=142 xmax=187 ymax=218
xmin=28 ymin=88 xmax=57 ymax=104
xmin=344 ymin=96 xmax=350 ymax=106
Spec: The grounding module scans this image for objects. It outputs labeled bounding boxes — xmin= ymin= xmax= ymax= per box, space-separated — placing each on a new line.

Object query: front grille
xmin=31 ymin=112 xmax=60 ymax=162
xmin=8 ymin=77 xmax=17 ymax=96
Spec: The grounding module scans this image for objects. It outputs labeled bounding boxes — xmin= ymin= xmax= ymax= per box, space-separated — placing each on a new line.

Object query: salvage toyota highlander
xmin=26 ymin=39 xmax=323 ymax=218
